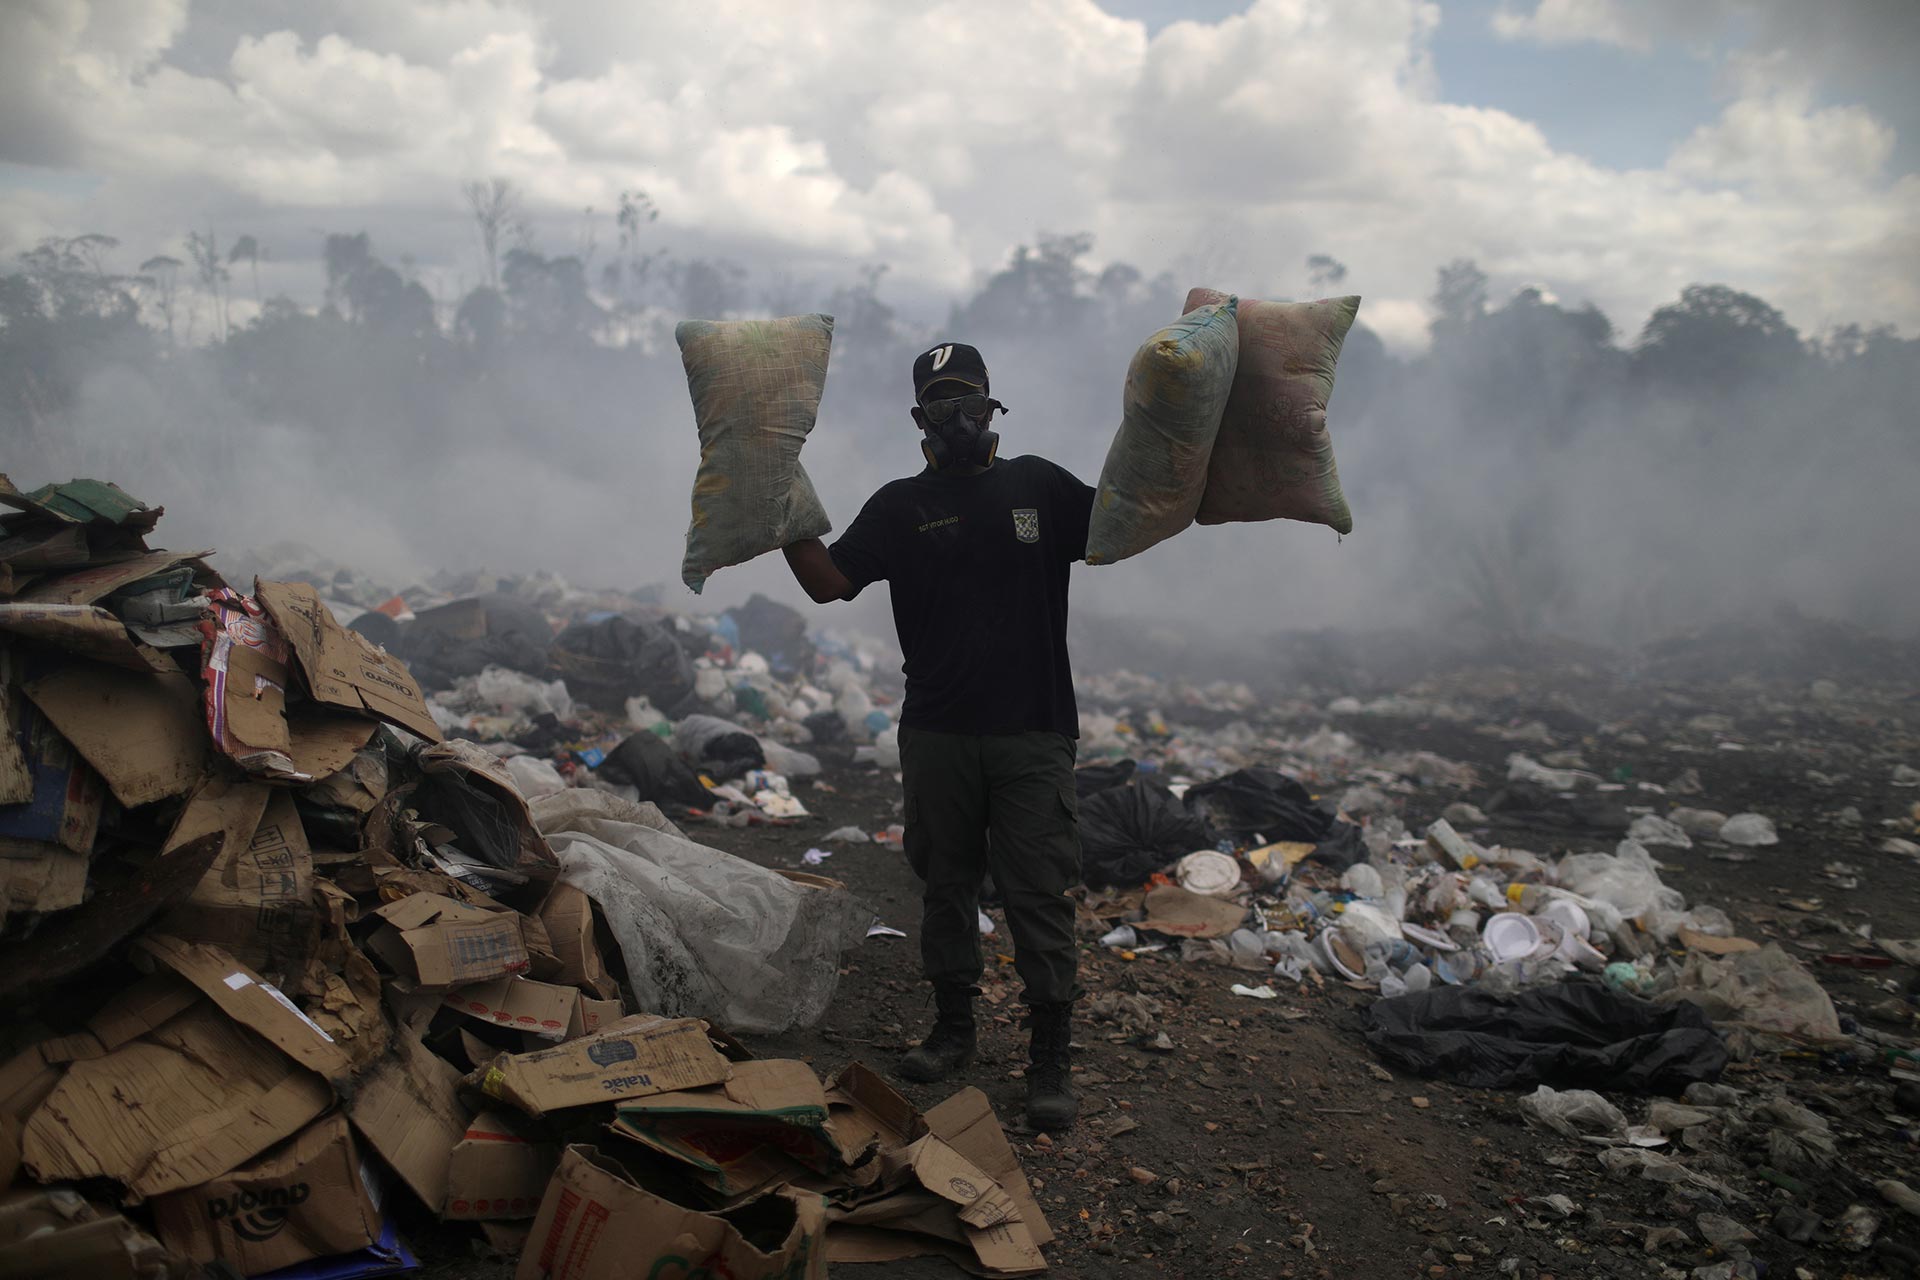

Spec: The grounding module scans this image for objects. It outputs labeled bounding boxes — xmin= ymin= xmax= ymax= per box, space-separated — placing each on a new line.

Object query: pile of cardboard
xmin=0 ymin=476 xmax=1048 ymax=1278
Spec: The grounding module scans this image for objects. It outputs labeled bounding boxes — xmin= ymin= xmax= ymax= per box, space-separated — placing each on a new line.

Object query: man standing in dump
xmin=781 ymin=342 xmax=1094 ymax=1131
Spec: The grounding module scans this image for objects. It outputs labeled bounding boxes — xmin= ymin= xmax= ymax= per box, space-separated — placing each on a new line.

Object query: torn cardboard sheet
xmin=284 ymin=711 xmax=378 ymax=782
xmin=162 ymin=785 xmax=318 ymax=980
xmin=346 ymin=1027 xmax=469 ymax=1213
xmin=516 ymin=1145 xmax=827 ymax=1280
xmin=1137 ymin=883 xmax=1247 ymax=939
xmin=824 ymin=1062 xmax=925 ymax=1172
xmin=533 ymin=882 xmax=619 ymax=999
xmin=254 ymin=580 xmax=442 ymax=742
xmin=442 ymin=976 xmax=577 ymax=1042
xmin=0 ymin=603 xmax=157 ymax=672
xmin=365 ymin=892 xmax=529 ymax=989
xmin=828 ymin=1136 xmax=1045 ymax=1277
xmin=136 ymin=935 xmax=353 ymax=1087
xmin=611 ymin=1059 xmax=841 ymax=1197
xmin=149 ymin=1111 xmax=382 ymax=1275
xmin=21 ymin=1000 xmax=334 ymax=1199
xmin=0 ymin=1187 xmax=180 ymax=1280
xmin=0 ymin=832 xmax=225 ymax=1004
xmin=18 ymin=548 xmax=210 ymax=607
xmin=0 ymin=680 xmax=106 ymax=857
xmin=475 ymin=1015 xmax=731 ymax=1118
xmin=22 ymin=660 xmax=207 ymax=808
xmin=443 ymin=1111 xmax=560 ymax=1222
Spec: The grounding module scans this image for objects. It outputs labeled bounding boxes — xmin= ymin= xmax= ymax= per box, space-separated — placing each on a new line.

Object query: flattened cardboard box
xmin=150 ymin=1111 xmax=381 ymax=1274
xmin=0 ymin=1187 xmax=179 ymax=1280
xmin=17 ymin=547 xmax=209 ymax=607
xmin=0 ymin=682 xmax=104 ymax=858
xmin=610 ymin=1059 xmax=841 ymax=1197
xmin=443 ymin=976 xmax=577 ymax=1043
xmin=366 ymin=892 xmax=529 ymax=989
xmin=534 ymin=883 xmax=619 ymax=999
xmin=475 ymin=1016 xmax=729 ymax=1118
xmin=0 ymin=603 xmax=156 ymax=671
xmin=346 ymin=1027 xmax=469 ymax=1213
xmin=571 ymin=997 xmax=625 ymax=1041
xmin=254 ymin=579 xmax=442 ymax=742
xmin=22 ymin=660 xmax=207 ymax=808
xmin=516 ymin=1145 xmax=826 ymax=1280
xmin=21 ymin=999 xmax=333 ymax=1199
xmin=443 ymin=1110 xmax=559 ymax=1222
xmin=162 ymin=783 xmax=320 ymax=980
xmin=137 ymin=935 xmax=353 ymax=1087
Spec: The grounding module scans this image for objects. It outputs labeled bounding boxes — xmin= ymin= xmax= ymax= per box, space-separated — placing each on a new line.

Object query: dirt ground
xmin=677 ymin=661 xmax=1920 ymax=1280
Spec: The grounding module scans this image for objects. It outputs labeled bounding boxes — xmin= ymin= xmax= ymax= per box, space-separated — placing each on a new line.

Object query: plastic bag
xmin=1659 ymin=942 xmax=1844 ymax=1042
xmin=596 ymin=731 xmax=710 ymax=809
xmin=1554 ymin=841 xmax=1686 ymax=938
xmin=503 ymin=754 xmax=567 ymax=801
xmin=1185 ymin=767 xmax=1332 ymax=842
xmin=1185 ymin=288 xmax=1358 ymax=534
xmin=1078 ymin=781 xmax=1215 ymax=888
xmin=677 ymin=314 xmax=835 ymax=593
xmin=550 ymin=616 xmax=697 ymax=715
xmin=757 ymin=737 xmax=822 ymax=779
xmin=1518 ymin=1084 xmax=1627 ymax=1139
xmin=1085 ymin=300 xmax=1240 ymax=564
xmin=532 ymin=789 xmax=870 ymax=1033
xmin=473 ymin=666 xmax=573 ymax=720
xmin=1717 ymin=813 xmax=1779 ymax=846
xmin=1360 ymin=982 xmax=1728 ymax=1091
xmin=673 ymin=714 xmax=767 ymax=779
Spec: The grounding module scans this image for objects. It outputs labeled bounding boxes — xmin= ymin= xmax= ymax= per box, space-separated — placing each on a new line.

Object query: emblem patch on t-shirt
xmin=1012 ymin=508 xmax=1039 ymax=543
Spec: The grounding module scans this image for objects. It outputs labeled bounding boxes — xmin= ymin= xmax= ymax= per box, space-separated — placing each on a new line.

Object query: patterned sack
xmin=1186 ymin=288 xmax=1359 ymax=534
xmin=677 ymin=314 xmax=834 ymax=593
xmin=1085 ymin=299 xmax=1240 ymax=565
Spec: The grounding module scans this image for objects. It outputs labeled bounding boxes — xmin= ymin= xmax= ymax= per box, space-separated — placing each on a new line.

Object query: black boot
xmin=898 ymin=983 xmax=977 ymax=1083
xmin=1025 ymin=1000 xmax=1078 ymax=1131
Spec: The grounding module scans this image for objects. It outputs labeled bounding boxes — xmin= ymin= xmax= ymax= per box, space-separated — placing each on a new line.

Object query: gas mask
xmin=919 ymin=392 xmax=1005 ymax=470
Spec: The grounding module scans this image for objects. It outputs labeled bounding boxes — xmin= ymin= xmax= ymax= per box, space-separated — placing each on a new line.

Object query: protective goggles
xmin=919 ymin=392 xmax=1003 ymax=424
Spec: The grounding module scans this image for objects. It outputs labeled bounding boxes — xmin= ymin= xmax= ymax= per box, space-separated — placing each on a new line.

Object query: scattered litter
xmin=1230 ymin=983 xmax=1278 ymax=999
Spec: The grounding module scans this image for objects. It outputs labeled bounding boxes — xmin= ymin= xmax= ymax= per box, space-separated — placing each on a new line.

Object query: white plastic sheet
xmin=531 ymin=789 xmax=870 ymax=1034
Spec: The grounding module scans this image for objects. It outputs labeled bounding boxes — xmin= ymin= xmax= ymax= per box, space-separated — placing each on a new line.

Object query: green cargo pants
xmin=899 ymin=726 xmax=1081 ymax=1006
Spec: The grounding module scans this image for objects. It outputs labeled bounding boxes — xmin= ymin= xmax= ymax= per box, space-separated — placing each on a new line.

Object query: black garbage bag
xmin=1361 ymin=982 xmax=1728 ymax=1092
xmin=549 ymin=615 xmax=697 ymax=714
xmin=674 ymin=714 xmax=766 ymax=782
xmin=1185 ymin=767 xmax=1332 ymax=842
xmin=1306 ymin=818 xmax=1366 ymax=870
xmin=1078 ymin=781 xmax=1214 ymax=888
xmin=727 ymin=593 xmax=816 ymax=677
xmin=597 ymin=731 xmax=710 ymax=808
xmin=1074 ymin=759 xmax=1137 ymax=798
xmin=392 ymin=594 xmax=554 ymax=689
xmin=347 ymin=609 xmax=402 ymax=649
xmin=1482 ymin=780 xmax=1631 ymax=834
xmin=803 ymin=709 xmax=848 ymax=746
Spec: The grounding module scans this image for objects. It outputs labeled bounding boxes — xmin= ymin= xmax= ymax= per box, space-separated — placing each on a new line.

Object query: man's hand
xmin=784 ymin=538 xmax=855 ymax=603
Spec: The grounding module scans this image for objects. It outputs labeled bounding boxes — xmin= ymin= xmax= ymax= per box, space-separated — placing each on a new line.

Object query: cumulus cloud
xmin=1 ymin=0 xmax=1915 ymax=348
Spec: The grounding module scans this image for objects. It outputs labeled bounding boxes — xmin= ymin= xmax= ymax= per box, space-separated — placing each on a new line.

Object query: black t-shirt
xmin=829 ymin=455 xmax=1095 ymax=738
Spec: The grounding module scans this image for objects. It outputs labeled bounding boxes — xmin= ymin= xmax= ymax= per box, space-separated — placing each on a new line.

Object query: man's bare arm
xmin=784 ymin=538 xmax=855 ymax=603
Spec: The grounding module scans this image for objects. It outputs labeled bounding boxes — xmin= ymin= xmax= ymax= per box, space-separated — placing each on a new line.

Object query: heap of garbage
xmin=0 ymin=477 xmax=1051 ymax=1279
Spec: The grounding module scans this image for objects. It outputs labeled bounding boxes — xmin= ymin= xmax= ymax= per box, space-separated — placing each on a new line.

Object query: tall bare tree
xmin=138 ymin=254 xmax=184 ymax=345
xmin=185 ymin=229 xmax=230 ymax=342
xmin=228 ymin=234 xmax=264 ymax=305
xmin=463 ymin=178 xmax=525 ymax=291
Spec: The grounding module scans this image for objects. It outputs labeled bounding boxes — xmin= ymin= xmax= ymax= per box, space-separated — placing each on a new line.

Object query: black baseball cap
xmin=912 ymin=342 xmax=989 ymax=401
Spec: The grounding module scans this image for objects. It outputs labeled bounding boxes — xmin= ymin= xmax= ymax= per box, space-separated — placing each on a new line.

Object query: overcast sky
xmin=3 ymin=0 xmax=1916 ymax=350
